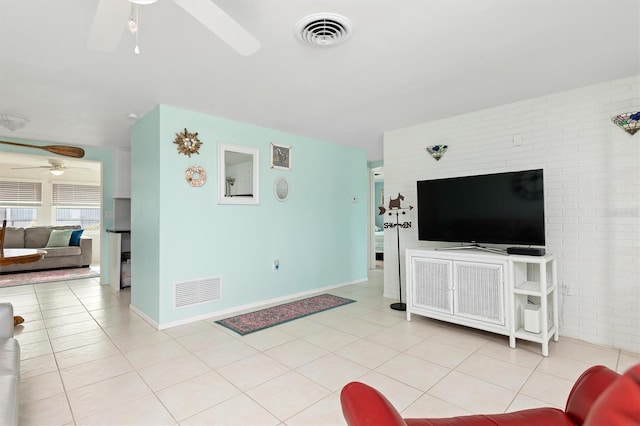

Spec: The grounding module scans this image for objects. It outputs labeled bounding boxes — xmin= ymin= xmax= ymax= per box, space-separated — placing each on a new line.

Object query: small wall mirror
xmin=274 ymin=177 xmax=289 ymax=202
xmin=218 ymin=143 xmax=259 ymax=205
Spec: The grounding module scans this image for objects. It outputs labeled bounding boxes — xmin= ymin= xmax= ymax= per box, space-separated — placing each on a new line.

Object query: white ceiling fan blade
xmin=10 ymin=166 xmax=50 ymax=170
xmin=173 ymin=0 xmax=261 ymax=56
xmin=87 ymin=0 xmax=131 ymax=52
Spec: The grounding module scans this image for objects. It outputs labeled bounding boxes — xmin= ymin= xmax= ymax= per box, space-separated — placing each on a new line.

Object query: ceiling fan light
xmin=49 ymin=169 xmax=65 ymax=176
xmin=0 ymin=115 xmax=29 ymax=132
xmin=129 ymin=0 xmax=157 ymax=5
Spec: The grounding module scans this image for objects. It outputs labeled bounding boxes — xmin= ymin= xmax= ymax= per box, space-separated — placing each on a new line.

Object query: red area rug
xmin=216 ymin=294 xmax=356 ymax=335
xmin=0 ymin=267 xmax=100 ymax=288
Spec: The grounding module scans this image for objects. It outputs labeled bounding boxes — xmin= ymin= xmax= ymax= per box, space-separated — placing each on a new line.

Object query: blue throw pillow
xmin=69 ymin=229 xmax=84 ymax=246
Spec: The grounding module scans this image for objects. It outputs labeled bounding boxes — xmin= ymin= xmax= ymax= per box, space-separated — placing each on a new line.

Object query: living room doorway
xmin=369 ymin=166 xmax=384 ymax=270
xmin=0 ymin=151 xmax=103 ymax=269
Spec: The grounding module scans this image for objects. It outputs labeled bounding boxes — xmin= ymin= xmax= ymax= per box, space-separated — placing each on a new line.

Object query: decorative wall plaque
xmin=174 ymin=128 xmax=203 ymax=157
xmin=185 ymin=165 xmax=206 ymax=187
xmin=270 ymin=143 xmax=291 ymax=170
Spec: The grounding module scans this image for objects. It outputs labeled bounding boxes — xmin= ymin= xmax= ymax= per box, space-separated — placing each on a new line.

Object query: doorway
xmin=0 ymin=151 xmax=103 ymax=268
xmin=370 ymin=166 xmax=384 ymax=269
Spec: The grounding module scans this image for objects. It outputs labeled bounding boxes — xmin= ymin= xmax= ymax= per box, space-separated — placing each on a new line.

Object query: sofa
xmin=0 ymin=225 xmax=92 ymax=273
xmin=341 ymin=363 xmax=640 ymax=426
xmin=0 ymin=303 xmax=19 ymax=426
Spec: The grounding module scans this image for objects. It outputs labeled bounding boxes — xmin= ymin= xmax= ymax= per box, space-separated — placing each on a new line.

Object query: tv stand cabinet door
xmin=453 ymin=261 xmax=505 ymax=326
xmin=409 ymin=257 xmax=453 ymax=315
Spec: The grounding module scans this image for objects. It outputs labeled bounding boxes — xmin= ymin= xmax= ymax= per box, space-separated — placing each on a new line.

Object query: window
xmin=0 ymin=181 xmax=42 ymax=226
xmin=54 ymin=207 xmax=100 ymax=229
xmin=0 ymin=207 xmax=38 ymax=227
xmin=52 ymin=184 xmax=101 ymax=229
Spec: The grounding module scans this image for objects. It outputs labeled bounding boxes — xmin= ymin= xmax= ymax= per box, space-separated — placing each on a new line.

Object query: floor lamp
xmin=380 ymin=194 xmax=413 ymax=312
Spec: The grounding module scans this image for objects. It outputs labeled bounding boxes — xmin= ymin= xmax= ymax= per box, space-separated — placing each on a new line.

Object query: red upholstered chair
xmin=340 ymin=364 xmax=640 ymax=426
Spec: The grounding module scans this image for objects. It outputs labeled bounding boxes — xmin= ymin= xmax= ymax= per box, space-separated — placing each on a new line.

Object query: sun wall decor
xmin=173 ymin=128 xmax=203 ymax=157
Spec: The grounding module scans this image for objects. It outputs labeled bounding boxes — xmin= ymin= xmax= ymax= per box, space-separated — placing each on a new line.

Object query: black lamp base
xmin=390 ymin=302 xmax=406 ymax=311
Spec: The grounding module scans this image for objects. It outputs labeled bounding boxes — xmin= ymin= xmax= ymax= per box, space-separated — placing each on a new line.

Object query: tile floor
xmin=2 ymin=268 xmax=638 ymax=425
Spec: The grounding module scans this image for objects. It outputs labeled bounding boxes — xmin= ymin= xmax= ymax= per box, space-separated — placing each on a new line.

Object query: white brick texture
xmin=383 ymin=75 xmax=640 ymax=353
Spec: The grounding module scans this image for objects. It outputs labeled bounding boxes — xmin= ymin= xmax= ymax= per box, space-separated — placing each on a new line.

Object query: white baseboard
xmin=129 ymin=304 xmax=160 ymax=329
xmin=144 ymin=277 xmax=367 ymax=331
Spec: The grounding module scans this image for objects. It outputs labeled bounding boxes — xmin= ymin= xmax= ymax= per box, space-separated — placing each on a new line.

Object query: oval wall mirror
xmin=274 ymin=177 xmax=289 ymax=202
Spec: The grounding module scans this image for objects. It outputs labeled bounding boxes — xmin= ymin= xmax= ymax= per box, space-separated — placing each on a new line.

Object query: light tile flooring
xmin=2 ymin=269 xmax=639 ymax=425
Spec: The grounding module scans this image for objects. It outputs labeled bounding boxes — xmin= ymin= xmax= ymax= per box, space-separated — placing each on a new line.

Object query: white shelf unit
xmin=406 ymin=249 xmax=511 ymax=338
xmin=509 ymin=254 xmax=558 ymax=356
xmin=406 ymin=249 xmax=559 ymax=356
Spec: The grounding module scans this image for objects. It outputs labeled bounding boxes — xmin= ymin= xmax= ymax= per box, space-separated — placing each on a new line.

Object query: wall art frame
xmin=270 ymin=143 xmax=291 ymax=170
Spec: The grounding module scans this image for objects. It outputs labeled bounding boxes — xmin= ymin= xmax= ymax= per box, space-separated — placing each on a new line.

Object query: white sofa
xmin=0 ymin=303 xmax=19 ymax=425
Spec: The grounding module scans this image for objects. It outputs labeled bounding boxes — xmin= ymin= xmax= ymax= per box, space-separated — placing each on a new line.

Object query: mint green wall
xmin=130 ymin=105 xmax=368 ymax=326
xmin=130 ymin=107 xmax=161 ymax=320
xmin=0 ymin=138 xmax=115 ymax=283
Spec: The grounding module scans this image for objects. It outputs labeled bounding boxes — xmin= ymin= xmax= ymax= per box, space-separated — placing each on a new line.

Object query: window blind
xmin=0 ymin=181 xmax=43 ymax=206
xmin=52 ymin=184 xmax=101 ymax=206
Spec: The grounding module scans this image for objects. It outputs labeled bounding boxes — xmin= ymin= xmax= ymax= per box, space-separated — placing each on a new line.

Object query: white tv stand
xmin=405 ymin=249 xmax=558 ymax=356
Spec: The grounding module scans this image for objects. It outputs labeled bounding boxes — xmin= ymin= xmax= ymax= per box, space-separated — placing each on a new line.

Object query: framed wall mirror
xmin=218 ymin=143 xmax=259 ymax=205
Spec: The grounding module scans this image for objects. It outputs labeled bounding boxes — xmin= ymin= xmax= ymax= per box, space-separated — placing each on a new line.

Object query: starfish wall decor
xmin=173 ymin=128 xmax=203 ymax=157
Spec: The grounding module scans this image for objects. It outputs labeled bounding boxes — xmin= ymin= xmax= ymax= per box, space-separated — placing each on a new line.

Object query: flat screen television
xmin=417 ymin=169 xmax=545 ymax=246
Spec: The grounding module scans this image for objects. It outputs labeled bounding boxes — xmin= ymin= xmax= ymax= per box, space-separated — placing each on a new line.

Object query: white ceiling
xmin=0 ymin=0 xmax=638 ymax=161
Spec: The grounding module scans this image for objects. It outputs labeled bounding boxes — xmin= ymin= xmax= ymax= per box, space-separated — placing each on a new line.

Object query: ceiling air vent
xmin=296 ymin=13 xmax=352 ymax=47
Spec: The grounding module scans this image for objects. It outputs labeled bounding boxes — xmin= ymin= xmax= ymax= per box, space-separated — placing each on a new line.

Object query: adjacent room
xmin=0 ymin=152 xmax=102 ymax=279
xmin=0 ymin=1 xmax=638 ymax=425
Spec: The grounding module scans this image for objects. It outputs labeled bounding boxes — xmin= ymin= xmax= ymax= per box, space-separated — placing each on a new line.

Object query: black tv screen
xmin=417 ymin=169 xmax=545 ymax=246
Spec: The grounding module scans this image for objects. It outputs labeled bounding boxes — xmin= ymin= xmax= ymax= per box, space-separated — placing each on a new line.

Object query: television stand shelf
xmin=405 ymin=249 xmax=558 ymax=356
xmin=509 ymin=253 xmax=558 ymax=356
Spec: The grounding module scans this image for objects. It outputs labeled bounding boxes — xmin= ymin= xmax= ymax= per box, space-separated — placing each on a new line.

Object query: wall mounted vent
xmin=174 ymin=276 xmax=221 ymax=308
xmin=295 ymin=13 xmax=352 ymax=47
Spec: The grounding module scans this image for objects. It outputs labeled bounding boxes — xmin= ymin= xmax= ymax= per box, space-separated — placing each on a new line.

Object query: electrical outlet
xmin=561 ymin=285 xmax=573 ymax=296
xmin=273 ymin=260 xmax=280 ymax=272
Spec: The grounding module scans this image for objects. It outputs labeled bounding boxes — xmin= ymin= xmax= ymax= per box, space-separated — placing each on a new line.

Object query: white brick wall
xmin=383 ymin=75 xmax=640 ymax=353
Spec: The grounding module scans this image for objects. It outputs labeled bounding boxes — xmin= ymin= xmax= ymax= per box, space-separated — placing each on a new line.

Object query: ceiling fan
xmin=11 ymin=159 xmax=87 ymax=176
xmin=87 ymin=0 xmax=261 ymax=56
